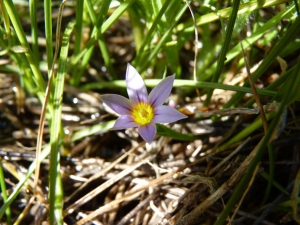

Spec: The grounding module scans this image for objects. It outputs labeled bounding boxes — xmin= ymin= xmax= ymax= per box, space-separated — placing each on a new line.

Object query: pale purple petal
xmin=152 ymin=105 xmax=187 ymax=123
xmin=148 ymin=75 xmax=175 ymax=107
xmin=100 ymin=94 xmax=132 ymax=115
xmin=138 ymin=123 xmax=156 ymax=143
xmin=126 ymin=64 xmax=148 ymax=104
xmin=113 ymin=115 xmax=138 ymax=130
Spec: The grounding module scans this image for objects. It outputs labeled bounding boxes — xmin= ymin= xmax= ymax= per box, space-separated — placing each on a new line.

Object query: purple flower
xmin=100 ymin=64 xmax=187 ymax=143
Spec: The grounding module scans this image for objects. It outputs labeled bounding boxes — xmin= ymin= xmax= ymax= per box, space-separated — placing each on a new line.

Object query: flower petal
xmin=100 ymin=94 xmax=132 ymax=115
xmin=148 ymin=75 xmax=175 ymax=107
xmin=113 ymin=115 xmax=138 ymax=130
xmin=152 ymin=105 xmax=187 ymax=123
xmin=138 ymin=123 xmax=156 ymax=143
xmin=126 ymin=64 xmax=148 ymax=104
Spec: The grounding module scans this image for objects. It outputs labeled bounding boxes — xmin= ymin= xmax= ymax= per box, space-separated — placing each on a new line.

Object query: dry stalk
xmin=241 ymin=42 xmax=268 ymax=133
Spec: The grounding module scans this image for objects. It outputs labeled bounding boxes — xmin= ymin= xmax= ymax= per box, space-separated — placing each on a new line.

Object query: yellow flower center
xmin=132 ymin=102 xmax=154 ymax=126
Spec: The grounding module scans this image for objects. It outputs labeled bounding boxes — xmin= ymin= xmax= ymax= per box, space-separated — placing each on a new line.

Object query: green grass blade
xmin=0 ymin=0 xmax=11 ymax=40
xmin=0 ymin=161 xmax=12 ymax=225
xmin=70 ymin=0 xmax=84 ymax=86
xmin=156 ymin=124 xmax=200 ymax=141
xmin=95 ymin=0 xmax=116 ymax=79
xmin=261 ymin=143 xmax=275 ymax=205
xmin=83 ymin=79 xmax=276 ymax=97
xmin=260 ymin=171 xmax=289 ymax=195
xmin=215 ymin=47 xmax=299 ymax=222
xmin=48 ymin=21 xmax=75 ymax=225
xmin=205 ymin=0 xmax=240 ymax=105
xmin=44 ymin=0 xmax=53 ymax=72
xmin=128 ymin=2 xmax=145 ymax=51
xmin=244 ymin=64 xmax=295 ymax=108
xmin=29 ymin=0 xmax=39 ymax=62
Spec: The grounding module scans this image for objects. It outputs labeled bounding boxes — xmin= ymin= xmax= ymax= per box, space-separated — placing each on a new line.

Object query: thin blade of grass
xmin=70 ymin=0 xmax=84 ymax=86
xmin=156 ymin=124 xmax=200 ymax=141
xmin=260 ymin=171 xmax=289 ymax=195
xmin=48 ymin=20 xmax=75 ymax=225
xmin=29 ymin=0 xmax=39 ymax=62
xmin=82 ymin=79 xmax=277 ymax=97
xmin=0 ymin=160 xmax=12 ymax=225
xmin=205 ymin=0 xmax=240 ymax=105
xmin=44 ymin=0 xmax=53 ymax=71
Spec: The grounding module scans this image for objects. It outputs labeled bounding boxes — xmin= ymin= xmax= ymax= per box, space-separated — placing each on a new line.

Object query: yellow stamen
xmin=132 ymin=102 xmax=154 ymax=126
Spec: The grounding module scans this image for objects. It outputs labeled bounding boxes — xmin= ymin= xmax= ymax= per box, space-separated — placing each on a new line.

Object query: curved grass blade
xmin=82 ymin=79 xmax=276 ymax=97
